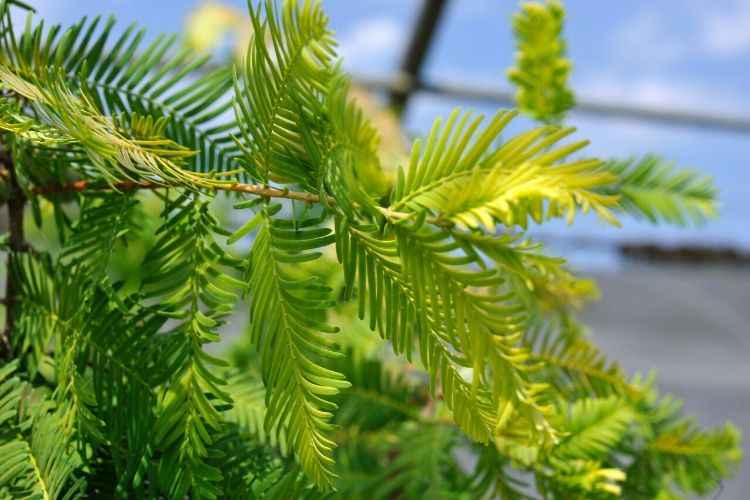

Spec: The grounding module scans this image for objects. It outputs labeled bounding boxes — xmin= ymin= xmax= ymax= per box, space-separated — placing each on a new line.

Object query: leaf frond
xmin=527 ymin=319 xmax=640 ymax=399
xmin=389 ymin=109 xmax=619 ymax=230
xmin=60 ymin=192 xmax=140 ymax=279
xmin=141 ymin=194 xmax=243 ymax=499
xmin=552 ymin=396 xmax=634 ymax=461
xmin=0 ymin=64 xmax=219 ymax=187
xmin=335 ymin=217 xmax=502 ymax=444
xmin=234 ymin=0 xmax=337 ymax=188
xmin=243 ymin=204 xmax=349 ymax=490
xmin=603 ymin=155 xmax=718 ymax=226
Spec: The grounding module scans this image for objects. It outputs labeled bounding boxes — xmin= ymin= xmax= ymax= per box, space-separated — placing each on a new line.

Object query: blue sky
xmin=18 ymin=0 xmax=750 ymax=250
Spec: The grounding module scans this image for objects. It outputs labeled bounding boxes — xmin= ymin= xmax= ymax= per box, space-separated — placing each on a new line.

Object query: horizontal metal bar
xmin=354 ymin=73 xmax=750 ymax=135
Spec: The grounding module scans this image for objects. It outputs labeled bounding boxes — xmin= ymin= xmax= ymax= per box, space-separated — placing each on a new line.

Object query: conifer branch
xmin=0 ymin=1 xmax=739 ymax=497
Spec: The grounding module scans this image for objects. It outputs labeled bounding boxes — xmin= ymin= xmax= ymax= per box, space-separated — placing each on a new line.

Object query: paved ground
xmin=582 ymin=263 xmax=750 ymax=499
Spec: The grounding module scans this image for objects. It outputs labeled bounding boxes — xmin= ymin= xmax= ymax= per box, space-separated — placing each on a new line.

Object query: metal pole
xmin=389 ymin=0 xmax=450 ymax=113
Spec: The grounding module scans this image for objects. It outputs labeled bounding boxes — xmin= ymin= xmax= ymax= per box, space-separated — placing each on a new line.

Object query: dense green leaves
xmin=0 ymin=0 xmax=740 ymax=498
xmin=337 ymin=423 xmax=470 ymax=500
xmin=9 ymin=254 xmax=61 ymax=372
xmin=334 ymin=217 xmax=502 ymax=444
xmin=0 ymin=3 xmax=241 ymax=176
xmin=622 ymin=387 xmax=742 ymax=498
xmin=61 ymin=192 xmax=140 ymax=277
xmin=324 ymin=76 xmax=388 ymax=209
xmin=527 ymin=319 xmax=639 ymax=399
xmin=553 ymin=397 xmax=634 ymax=461
xmin=393 ymin=221 xmax=555 ymax=443
xmin=0 ymin=362 xmax=85 ymax=499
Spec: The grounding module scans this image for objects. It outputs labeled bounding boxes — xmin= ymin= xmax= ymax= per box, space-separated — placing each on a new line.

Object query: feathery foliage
xmin=508 ymin=0 xmax=574 ymax=122
xmin=602 ymin=155 xmax=718 ymax=226
xmin=0 ymin=0 xmax=740 ymax=498
xmin=233 ymin=0 xmax=337 ymax=189
xmin=0 ymin=65 xmax=211 ymax=186
xmin=0 ymin=3 xmax=241 ymax=176
xmin=389 ymin=109 xmax=619 ymax=228
xmin=142 ymin=194 xmax=244 ymax=498
xmin=243 ymin=203 xmax=349 ymax=489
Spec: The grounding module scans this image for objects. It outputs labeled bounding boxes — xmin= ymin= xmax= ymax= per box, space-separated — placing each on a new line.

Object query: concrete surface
xmin=582 ymin=263 xmax=750 ymax=499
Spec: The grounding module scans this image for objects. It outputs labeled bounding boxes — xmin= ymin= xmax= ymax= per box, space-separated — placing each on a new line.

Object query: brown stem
xmin=0 ymin=170 xmax=455 ymax=227
xmin=1 ymin=145 xmax=26 ymax=359
xmin=28 ymin=177 xmax=326 ymax=204
xmin=29 ymin=178 xmax=453 ymax=228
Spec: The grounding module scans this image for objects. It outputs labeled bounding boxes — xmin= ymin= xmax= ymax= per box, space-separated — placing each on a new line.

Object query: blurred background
xmin=15 ymin=1 xmax=750 ymax=497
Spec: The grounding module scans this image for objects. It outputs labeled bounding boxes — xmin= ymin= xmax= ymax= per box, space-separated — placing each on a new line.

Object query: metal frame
xmin=381 ymin=0 xmax=750 ymax=135
xmin=379 ymin=1 xmax=749 ymax=258
xmin=371 ymin=73 xmax=750 ymax=135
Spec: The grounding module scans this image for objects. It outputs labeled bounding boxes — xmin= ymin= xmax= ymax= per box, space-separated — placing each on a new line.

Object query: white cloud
xmin=701 ymin=1 xmax=750 ymax=56
xmin=339 ymin=18 xmax=403 ymax=71
xmin=613 ymin=0 xmax=750 ymax=67
xmin=614 ymin=1 xmax=750 ymax=62
xmin=580 ymin=76 xmax=699 ymax=109
xmin=570 ymin=72 xmax=750 ymax=158
xmin=613 ymin=10 xmax=687 ymax=66
xmin=577 ymin=73 xmax=749 ymax=114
